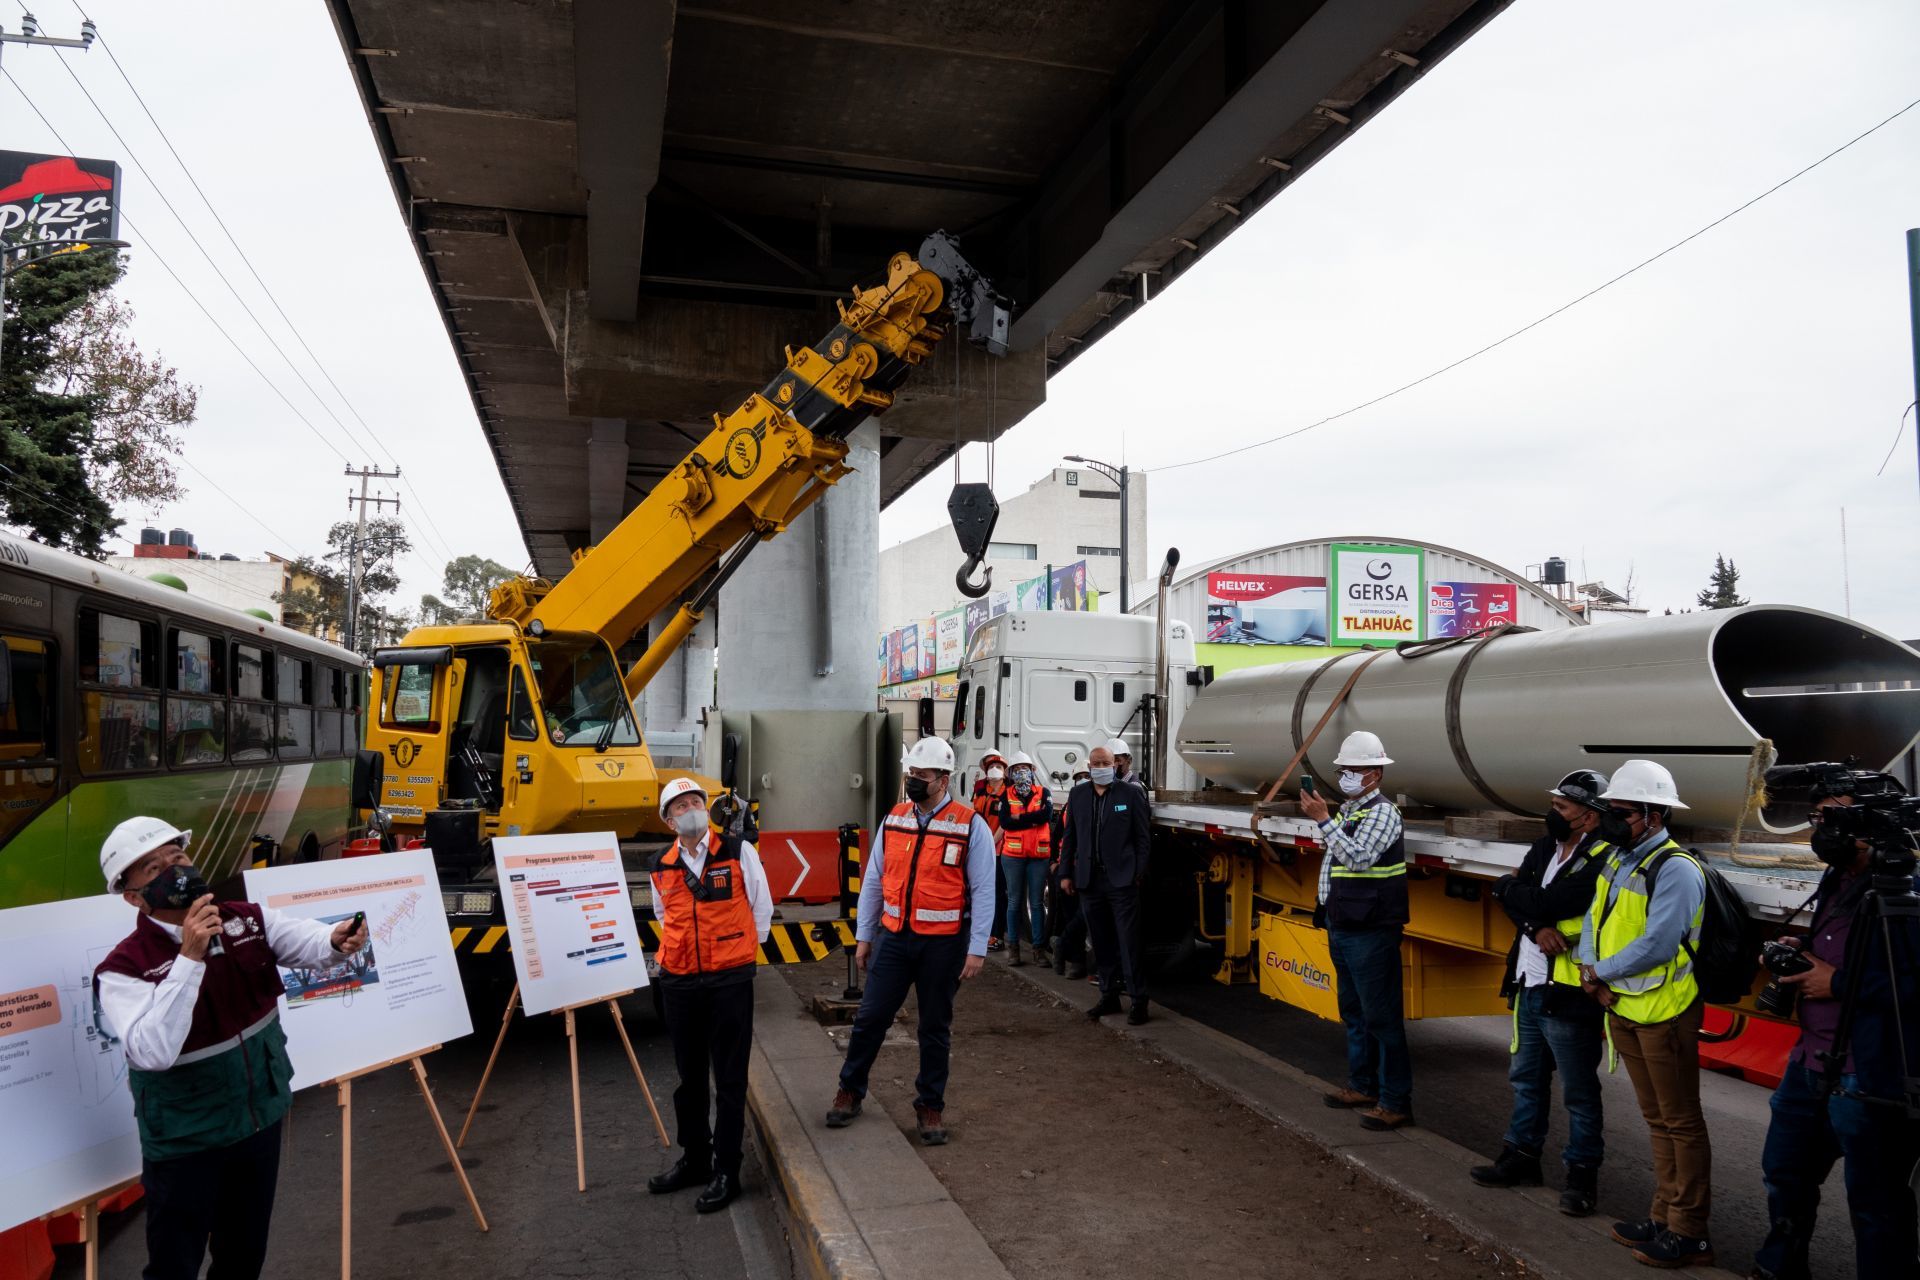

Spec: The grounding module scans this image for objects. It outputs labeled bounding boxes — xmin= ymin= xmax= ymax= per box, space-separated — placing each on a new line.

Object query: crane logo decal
xmin=594 ymin=760 xmax=625 ymax=778
xmin=388 ymin=738 xmax=420 ymax=768
xmin=721 ymin=428 xmax=761 ymax=479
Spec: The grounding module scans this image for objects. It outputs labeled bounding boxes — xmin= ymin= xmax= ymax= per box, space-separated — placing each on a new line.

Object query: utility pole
xmin=1907 ymin=228 xmax=1920 ymax=500
xmin=345 ymin=465 xmax=400 ymax=651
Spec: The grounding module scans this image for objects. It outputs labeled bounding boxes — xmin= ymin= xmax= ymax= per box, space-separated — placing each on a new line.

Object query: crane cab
xmin=366 ymin=624 xmax=690 ymax=844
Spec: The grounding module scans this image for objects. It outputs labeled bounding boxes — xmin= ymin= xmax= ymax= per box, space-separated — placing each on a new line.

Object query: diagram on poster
xmin=245 ymin=849 xmax=472 ymax=1090
xmin=492 ymin=832 xmax=648 ymax=1015
xmin=0 ymin=894 xmax=140 ymax=1233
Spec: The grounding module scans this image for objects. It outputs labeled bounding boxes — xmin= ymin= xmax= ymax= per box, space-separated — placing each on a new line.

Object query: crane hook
xmin=956 ymin=553 xmax=992 ymax=599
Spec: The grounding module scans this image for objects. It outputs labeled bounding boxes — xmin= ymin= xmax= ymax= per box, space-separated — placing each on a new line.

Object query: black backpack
xmin=1646 ymin=847 xmax=1756 ymax=1005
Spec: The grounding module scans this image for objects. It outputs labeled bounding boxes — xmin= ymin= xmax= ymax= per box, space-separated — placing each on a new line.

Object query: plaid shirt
xmin=1315 ymin=789 xmax=1405 ymax=904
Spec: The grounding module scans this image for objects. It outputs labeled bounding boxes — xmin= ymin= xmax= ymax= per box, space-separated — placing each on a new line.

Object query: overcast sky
xmin=4 ymin=1 xmax=1918 ymax=636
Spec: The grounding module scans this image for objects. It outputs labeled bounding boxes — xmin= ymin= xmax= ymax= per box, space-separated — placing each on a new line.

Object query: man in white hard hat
xmin=1103 ymin=736 xmax=1138 ymax=787
xmin=647 ymin=777 xmax=773 ymax=1214
xmin=93 ymin=816 xmax=367 ymax=1280
xmin=827 ymin=735 xmax=995 ymax=1144
xmin=1577 ymin=759 xmax=1714 ymax=1269
xmin=1298 ymin=730 xmax=1414 ymax=1131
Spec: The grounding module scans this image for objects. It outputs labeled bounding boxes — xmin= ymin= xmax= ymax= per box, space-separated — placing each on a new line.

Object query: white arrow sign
xmin=784 ymin=838 xmax=812 ymax=900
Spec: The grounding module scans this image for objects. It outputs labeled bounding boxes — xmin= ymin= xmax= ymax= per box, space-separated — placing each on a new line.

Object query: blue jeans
xmin=1000 ymin=856 xmax=1047 ymax=946
xmin=1755 ymin=1061 xmax=1920 ymax=1280
xmin=1504 ymin=984 xmax=1604 ymax=1167
xmin=1327 ymin=926 xmax=1412 ymax=1114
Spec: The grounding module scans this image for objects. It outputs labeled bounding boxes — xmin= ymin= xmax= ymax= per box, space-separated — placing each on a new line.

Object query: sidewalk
xmin=745 ymin=971 xmax=1013 ymax=1280
xmin=994 ymin=957 xmax=1743 ymax=1280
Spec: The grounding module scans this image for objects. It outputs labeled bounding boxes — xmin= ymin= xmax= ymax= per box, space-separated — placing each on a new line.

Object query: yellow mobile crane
xmin=358 ymin=234 xmax=1007 ymax=938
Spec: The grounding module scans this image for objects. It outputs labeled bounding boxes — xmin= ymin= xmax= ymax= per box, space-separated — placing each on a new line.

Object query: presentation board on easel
xmin=245 ymin=849 xmax=473 ymax=1088
xmin=0 ymin=895 xmax=141 ymax=1234
xmin=491 ymin=832 xmax=650 ymax=1014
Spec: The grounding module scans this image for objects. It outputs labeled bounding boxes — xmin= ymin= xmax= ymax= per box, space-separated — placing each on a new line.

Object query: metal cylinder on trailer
xmin=1175 ymin=605 xmax=1920 ymax=833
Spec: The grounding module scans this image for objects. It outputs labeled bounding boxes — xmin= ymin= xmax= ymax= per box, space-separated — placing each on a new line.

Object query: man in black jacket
xmin=1471 ymin=769 xmax=1612 ymax=1216
xmin=1061 ymin=744 xmax=1152 ymax=1024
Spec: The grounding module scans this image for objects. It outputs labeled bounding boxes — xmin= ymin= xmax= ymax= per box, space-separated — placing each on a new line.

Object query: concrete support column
xmin=586 ymin=418 xmax=628 ymax=542
xmin=716 ymin=423 xmax=879 ymax=711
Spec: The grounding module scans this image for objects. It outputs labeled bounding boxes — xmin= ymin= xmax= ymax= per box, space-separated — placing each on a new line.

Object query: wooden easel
xmin=331 ymin=1047 xmax=488 ymax=1280
xmin=458 ymin=983 xmax=669 ymax=1191
xmin=43 ymin=1176 xmax=140 ymax=1280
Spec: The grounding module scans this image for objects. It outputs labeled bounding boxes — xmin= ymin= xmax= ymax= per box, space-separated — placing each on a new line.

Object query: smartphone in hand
xmin=1300 ymin=774 xmax=1316 ymax=795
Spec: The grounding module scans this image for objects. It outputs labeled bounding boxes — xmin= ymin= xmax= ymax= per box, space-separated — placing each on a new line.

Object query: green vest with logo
xmin=1586 ymin=837 xmax=1703 ymax=1025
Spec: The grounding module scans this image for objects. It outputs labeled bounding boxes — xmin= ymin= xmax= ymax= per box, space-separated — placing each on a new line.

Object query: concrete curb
xmin=744 ymin=970 xmax=1012 ymax=1280
xmin=994 ymin=958 xmax=1743 ymax=1280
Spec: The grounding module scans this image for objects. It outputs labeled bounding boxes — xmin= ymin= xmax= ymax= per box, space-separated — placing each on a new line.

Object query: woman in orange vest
xmin=993 ymin=751 xmax=1053 ymax=967
xmin=972 ymin=750 xmax=1009 ymax=952
xmin=648 ymin=777 xmax=773 ymax=1214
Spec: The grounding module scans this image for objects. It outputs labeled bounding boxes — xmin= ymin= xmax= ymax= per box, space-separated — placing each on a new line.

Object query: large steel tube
xmin=1175 ymin=605 xmax=1920 ymax=832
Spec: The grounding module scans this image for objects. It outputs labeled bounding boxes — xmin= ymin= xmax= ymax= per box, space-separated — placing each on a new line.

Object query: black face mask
xmin=1543 ymin=808 xmax=1575 ymax=842
xmin=1810 ymin=824 xmax=1860 ymax=870
xmin=141 ymin=863 xmax=210 ymax=912
xmin=904 ymin=776 xmax=932 ymax=804
xmin=1597 ymin=810 xmax=1638 ymax=848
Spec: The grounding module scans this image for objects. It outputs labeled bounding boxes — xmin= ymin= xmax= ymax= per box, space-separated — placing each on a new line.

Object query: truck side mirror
xmin=722 ymin=731 xmax=741 ymax=792
xmin=351 ymin=748 xmax=385 ymax=812
xmin=917 ymin=696 xmax=936 ymax=738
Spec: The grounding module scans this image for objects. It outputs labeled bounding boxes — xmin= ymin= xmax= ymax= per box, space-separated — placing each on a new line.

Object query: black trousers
xmin=839 ymin=928 xmax=968 ymax=1112
xmin=141 ymin=1119 xmax=283 ymax=1280
xmin=1083 ymin=863 xmax=1145 ymax=1000
xmin=659 ymin=978 xmax=755 ymax=1178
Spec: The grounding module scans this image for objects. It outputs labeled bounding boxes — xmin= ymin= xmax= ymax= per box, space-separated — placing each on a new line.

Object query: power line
xmin=1148 ymin=94 xmax=1920 ymax=475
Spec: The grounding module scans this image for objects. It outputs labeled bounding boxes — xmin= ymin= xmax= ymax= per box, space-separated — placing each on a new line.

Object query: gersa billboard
xmin=1329 ymin=543 xmax=1424 ymax=646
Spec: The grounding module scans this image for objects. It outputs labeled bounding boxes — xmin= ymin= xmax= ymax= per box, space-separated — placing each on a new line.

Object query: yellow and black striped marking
xmin=446 ymin=918 xmax=855 ymax=966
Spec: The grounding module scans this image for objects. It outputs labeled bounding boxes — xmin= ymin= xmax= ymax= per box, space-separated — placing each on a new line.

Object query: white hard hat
xmin=902 ymin=736 xmax=956 ymax=772
xmin=1599 ymin=759 xmax=1689 ymax=810
xmin=1103 ymin=736 xmax=1132 ymax=758
xmin=1007 ymin=751 xmax=1036 ymax=769
xmin=1331 ymin=731 xmax=1393 ymax=767
xmin=101 ymin=817 xmax=192 ymax=891
xmin=657 ymin=776 xmax=709 ymax=819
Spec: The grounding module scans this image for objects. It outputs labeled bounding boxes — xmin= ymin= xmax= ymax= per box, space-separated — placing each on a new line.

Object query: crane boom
xmin=487 ymin=233 xmax=1009 ymax=697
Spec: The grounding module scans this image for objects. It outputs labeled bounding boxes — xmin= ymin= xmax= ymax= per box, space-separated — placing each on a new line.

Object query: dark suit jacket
xmin=1062 ymin=779 xmax=1151 ymax=887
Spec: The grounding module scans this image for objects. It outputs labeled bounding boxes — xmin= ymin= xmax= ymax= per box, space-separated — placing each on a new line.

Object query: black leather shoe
xmin=1086 ymin=993 xmax=1122 ymax=1020
xmin=1126 ymin=999 xmax=1149 ymax=1026
xmin=694 ymin=1172 xmax=739 ymax=1214
xmin=649 ymin=1154 xmax=712 ymax=1195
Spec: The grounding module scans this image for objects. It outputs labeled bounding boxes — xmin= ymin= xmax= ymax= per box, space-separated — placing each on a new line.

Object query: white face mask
xmin=986 ymin=767 xmax=1005 ymax=780
xmin=1089 ymin=766 xmax=1116 ymax=786
xmin=1337 ymin=770 xmax=1368 ymax=797
xmin=672 ymin=808 xmax=710 ymax=840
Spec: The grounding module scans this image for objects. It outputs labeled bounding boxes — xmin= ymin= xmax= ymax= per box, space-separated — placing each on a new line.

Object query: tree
xmin=1695 ymin=554 xmax=1749 ymax=610
xmin=49 ymin=289 xmax=196 ymax=508
xmin=275 ymin=517 xmax=412 ymax=645
xmin=420 ymin=554 xmax=516 ymax=625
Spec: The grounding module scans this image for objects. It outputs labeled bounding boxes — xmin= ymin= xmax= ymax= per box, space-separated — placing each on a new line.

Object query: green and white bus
xmin=0 ymin=530 xmax=365 ymax=909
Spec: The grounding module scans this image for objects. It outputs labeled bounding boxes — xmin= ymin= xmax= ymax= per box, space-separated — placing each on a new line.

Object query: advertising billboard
xmin=1204 ymin=572 xmax=1327 ymax=646
xmin=935 ymin=609 xmax=965 ymax=673
xmin=1428 ymin=581 xmax=1518 ymax=638
xmin=1329 ymin=543 xmax=1424 ymax=646
xmin=0 ymin=151 xmax=122 ymax=263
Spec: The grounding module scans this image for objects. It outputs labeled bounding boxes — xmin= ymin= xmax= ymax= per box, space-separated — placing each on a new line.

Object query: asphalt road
xmin=55 ymin=978 xmax=789 ymax=1280
xmin=1151 ymin=976 xmax=1856 ymax=1279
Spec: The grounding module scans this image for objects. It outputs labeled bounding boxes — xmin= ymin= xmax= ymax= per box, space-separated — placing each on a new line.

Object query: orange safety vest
xmin=652 ymin=837 xmax=758 ymax=975
xmin=880 ymin=798 xmax=976 ymax=936
xmin=972 ymin=780 xmax=1005 ymax=835
xmin=999 ymin=787 xmax=1052 ymax=858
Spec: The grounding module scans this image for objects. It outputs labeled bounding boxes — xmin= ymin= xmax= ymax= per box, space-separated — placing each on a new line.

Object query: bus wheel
xmin=299 ymin=832 xmax=321 ymax=864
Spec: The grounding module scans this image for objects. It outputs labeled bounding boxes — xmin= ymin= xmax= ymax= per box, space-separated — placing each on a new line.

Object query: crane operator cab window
xmin=528 ymin=634 xmax=638 ymax=748
xmin=448 ymin=647 xmax=510 ymax=808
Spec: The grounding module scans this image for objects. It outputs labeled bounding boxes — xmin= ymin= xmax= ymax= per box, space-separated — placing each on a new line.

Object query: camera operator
xmin=1751 ymin=778 xmax=1920 ymax=1280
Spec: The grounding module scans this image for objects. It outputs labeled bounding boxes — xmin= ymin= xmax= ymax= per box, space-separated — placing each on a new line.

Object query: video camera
xmin=1762 ymin=761 xmax=1920 ymax=878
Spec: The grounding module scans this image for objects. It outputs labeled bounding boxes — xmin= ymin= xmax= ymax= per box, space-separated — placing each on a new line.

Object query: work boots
xmin=1009 ymin=941 xmax=1026 ymax=967
xmin=1051 ymin=938 xmax=1068 ymax=975
xmin=1560 ymin=1164 xmax=1598 ymax=1217
xmin=1469 ymin=1143 xmax=1543 ymax=1188
xmin=824 ymin=1090 xmax=863 ymax=1128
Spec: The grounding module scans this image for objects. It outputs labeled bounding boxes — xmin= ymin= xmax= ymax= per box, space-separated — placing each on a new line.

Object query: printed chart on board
xmin=245 ymin=849 xmax=472 ymax=1089
xmin=492 ymin=832 xmax=649 ymax=1015
xmin=0 ymin=894 xmax=140 ymax=1232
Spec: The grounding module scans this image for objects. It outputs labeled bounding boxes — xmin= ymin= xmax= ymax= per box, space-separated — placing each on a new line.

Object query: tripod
xmin=1817 ymin=858 xmax=1920 ymax=1119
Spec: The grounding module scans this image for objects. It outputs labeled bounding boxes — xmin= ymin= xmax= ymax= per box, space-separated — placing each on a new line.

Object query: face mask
xmin=1598 ymin=809 xmax=1638 ymax=847
xmin=141 ymin=863 xmax=210 ymax=913
xmin=905 ymin=776 xmax=933 ymax=804
xmin=1011 ymin=771 xmax=1033 ymax=792
xmin=986 ymin=767 xmax=1005 ymax=781
xmin=1543 ymin=808 xmax=1574 ymax=842
xmin=672 ymin=808 xmax=710 ymax=841
xmin=1089 ymin=766 xmax=1116 ymax=786
xmin=1337 ymin=770 xmax=1367 ymax=797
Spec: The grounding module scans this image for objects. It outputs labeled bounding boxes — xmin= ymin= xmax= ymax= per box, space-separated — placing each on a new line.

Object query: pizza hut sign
xmin=0 ymin=151 xmax=122 ymax=261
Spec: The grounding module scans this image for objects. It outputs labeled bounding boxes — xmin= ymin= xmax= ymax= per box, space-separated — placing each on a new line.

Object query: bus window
xmin=79 ymin=609 xmax=160 ymax=773
xmin=318 ymin=707 xmax=345 ymax=756
xmin=233 ymin=644 xmax=268 ymax=700
xmin=277 ymin=655 xmax=312 ymax=706
xmin=317 ymin=667 xmax=341 ymax=708
xmin=0 ymin=637 xmax=56 ymax=844
xmin=508 ymin=667 xmax=537 ymax=741
xmin=166 ymin=698 xmax=225 ymax=767
xmin=231 ymin=702 xmax=273 ymax=762
xmin=230 ymin=643 xmax=274 ymax=763
xmin=169 ymin=629 xmax=222 ymax=695
xmin=277 ymin=705 xmax=313 ymax=760
xmin=388 ymin=663 xmax=437 ymax=727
